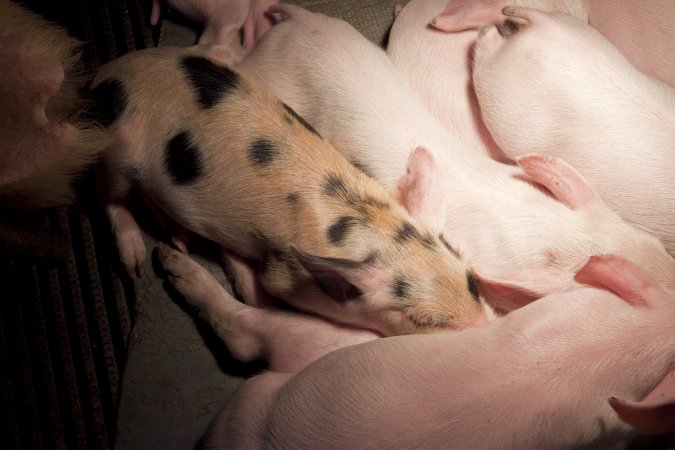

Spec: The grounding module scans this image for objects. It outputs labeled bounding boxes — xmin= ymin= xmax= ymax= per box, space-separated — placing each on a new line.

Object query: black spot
xmin=439 ymin=234 xmax=461 ymax=258
xmin=327 ymin=216 xmax=359 ymax=246
xmin=286 ymin=192 xmax=301 ymax=207
xmin=249 ymin=138 xmax=279 ymax=166
xmin=467 ymin=272 xmax=480 ymax=303
xmin=180 ymin=55 xmax=239 ymax=109
xmin=282 ymin=103 xmax=321 ymax=138
xmin=395 ymin=222 xmax=437 ymax=250
xmin=164 ymin=131 xmax=204 ymax=185
xmin=393 ymin=276 xmax=412 ymax=300
xmin=363 ymin=252 xmax=379 ymax=266
xmin=88 ymin=78 xmax=128 ymax=127
xmin=351 ymin=160 xmax=375 ymax=179
xmin=394 ymin=222 xmax=418 ymax=244
xmin=322 ymin=173 xmax=347 ymax=197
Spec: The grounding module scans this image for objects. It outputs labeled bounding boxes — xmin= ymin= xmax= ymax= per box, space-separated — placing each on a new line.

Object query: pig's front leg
xmin=158 ymin=244 xmax=379 ymax=373
xmin=96 ymin=161 xmax=147 ymax=279
xmin=106 ymin=201 xmax=147 ymax=279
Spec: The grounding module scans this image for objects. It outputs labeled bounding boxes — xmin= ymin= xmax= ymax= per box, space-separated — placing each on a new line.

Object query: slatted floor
xmin=1 ymin=1 xmax=153 ymax=448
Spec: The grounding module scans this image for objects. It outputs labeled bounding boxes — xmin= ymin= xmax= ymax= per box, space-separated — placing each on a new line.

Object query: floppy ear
xmin=472 ymin=270 xmax=547 ymax=312
xmin=517 ymin=154 xmax=604 ymax=211
xmin=396 ymin=146 xmax=447 ymax=235
xmin=430 ymin=0 xmax=506 ymax=32
xmin=290 ymin=245 xmax=386 ymax=303
xmin=574 ymin=255 xmax=661 ymax=308
xmin=609 ymin=397 xmax=675 ymax=435
xmin=609 ymin=368 xmax=675 ymax=435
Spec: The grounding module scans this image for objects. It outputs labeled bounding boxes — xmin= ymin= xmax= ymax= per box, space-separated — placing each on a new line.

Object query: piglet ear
xmin=290 ymin=245 xmax=363 ymax=303
xmin=610 ymin=369 xmax=675 ymax=435
xmin=609 ymin=396 xmax=675 ymax=435
xmin=574 ymin=255 xmax=661 ymax=308
xmin=517 ymin=155 xmax=603 ymax=211
xmin=396 ymin=146 xmax=446 ymax=235
xmin=472 ymin=271 xmax=544 ymax=312
xmin=430 ymin=0 xmax=505 ymax=32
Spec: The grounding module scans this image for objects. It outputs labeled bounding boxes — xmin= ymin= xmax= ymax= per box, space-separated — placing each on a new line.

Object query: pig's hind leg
xmin=158 ymin=243 xmax=379 ymax=373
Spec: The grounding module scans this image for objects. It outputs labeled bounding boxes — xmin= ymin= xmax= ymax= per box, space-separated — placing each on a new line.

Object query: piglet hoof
xmin=116 ymin=227 xmax=146 ymax=279
xmin=157 ymin=243 xmax=224 ymax=309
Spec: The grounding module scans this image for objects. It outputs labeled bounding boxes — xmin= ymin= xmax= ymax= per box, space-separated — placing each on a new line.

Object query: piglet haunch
xmin=89 ymin=45 xmax=492 ymax=336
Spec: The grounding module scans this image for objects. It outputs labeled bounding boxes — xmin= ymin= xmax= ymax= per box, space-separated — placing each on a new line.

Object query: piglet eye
xmin=467 ymin=272 xmax=480 ymax=303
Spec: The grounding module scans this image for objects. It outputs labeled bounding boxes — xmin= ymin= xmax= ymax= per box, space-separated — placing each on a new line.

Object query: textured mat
xmin=0 ymin=0 xmax=153 ymax=448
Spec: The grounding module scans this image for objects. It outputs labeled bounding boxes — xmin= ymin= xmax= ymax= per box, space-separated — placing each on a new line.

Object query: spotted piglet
xmin=89 ymin=45 xmax=492 ymax=336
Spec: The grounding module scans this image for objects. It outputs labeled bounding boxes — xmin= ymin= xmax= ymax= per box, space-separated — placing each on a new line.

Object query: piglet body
xmin=90 ymin=45 xmax=489 ymax=335
xmin=243 ymin=5 xmax=675 ymax=309
xmin=159 ymin=244 xmax=675 ymax=449
xmin=472 ymin=7 xmax=675 ymax=255
xmin=386 ymin=0 xmax=587 ymax=161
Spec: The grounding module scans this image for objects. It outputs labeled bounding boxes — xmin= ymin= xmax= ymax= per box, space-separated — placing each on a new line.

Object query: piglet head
xmin=290 ymin=237 xmax=492 ymax=336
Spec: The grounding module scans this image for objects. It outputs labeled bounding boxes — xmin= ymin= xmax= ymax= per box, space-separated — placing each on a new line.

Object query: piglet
xmin=0 ymin=0 xmax=108 ymax=209
xmin=472 ymin=6 xmax=675 ymax=255
xmin=158 ymin=243 xmax=675 ymax=449
xmin=386 ymin=0 xmax=587 ymax=161
xmin=587 ymin=0 xmax=675 ymax=88
xmin=89 ymin=45 xmax=491 ymax=336
xmin=150 ymin=0 xmax=277 ymax=62
xmin=242 ymin=4 xmax=675 ymax=311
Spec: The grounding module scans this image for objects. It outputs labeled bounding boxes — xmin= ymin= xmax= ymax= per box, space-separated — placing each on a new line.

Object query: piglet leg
xmin=158 ymin=243 xmax=378 ymax=373
xmin=107 ymin=201 xmax=147 ymax=279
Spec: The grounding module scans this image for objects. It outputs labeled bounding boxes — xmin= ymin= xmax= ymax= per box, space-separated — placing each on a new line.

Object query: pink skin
xmin=472 ymin=6 xmax=675 ymax=255
xmin=150 ymin=0 xmax=277 ymax=61
xmin=586 ymin=0 xmax=675 ymax=88
xmin=241 ymin=5 xmax=675 ymax=311
xmin=158 ymin=244 xmax=675 ymax=448
xmin=386 ymin=0 xmax=587 ymax=162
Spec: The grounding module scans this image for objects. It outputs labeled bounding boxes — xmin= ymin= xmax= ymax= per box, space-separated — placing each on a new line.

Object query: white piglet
xmin=386 ymin=0 xmax=587 ymax=161
xmin=472 ymin=6 xmax=675 ymax=255
xmin=242 ymin=4 xmax=675 ymax=310
xmin=159 ymin=244 xmax=675 ymax=449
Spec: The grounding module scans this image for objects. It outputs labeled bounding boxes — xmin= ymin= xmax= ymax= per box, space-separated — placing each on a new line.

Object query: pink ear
xmin=574 ymin=255 xmax=660 ymax=307
xmin=517 ymin=155 xmax=603 ymax=210
xmin=396 ymin=146 xmax=446 ymax=235
xmin=472 ymin=271 xmax=544 ymax=312
xmin=430 ymin=0 xmax=506 ymax=32
xmin=609 ymin=370 xmax=675 ymax=435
